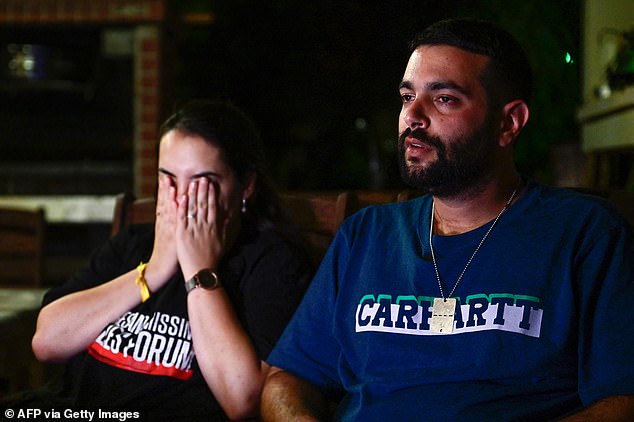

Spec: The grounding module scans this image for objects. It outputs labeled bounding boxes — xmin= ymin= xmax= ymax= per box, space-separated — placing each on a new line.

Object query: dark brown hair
xmin=159 ymin=99 xmax=298 ymax=239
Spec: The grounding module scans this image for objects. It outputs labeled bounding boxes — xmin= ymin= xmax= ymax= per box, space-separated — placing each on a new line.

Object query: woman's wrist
xmin=143 ymin=260 xmax=176 ymax=291
xmin=184 ymin=269 xmax=222 ymax=294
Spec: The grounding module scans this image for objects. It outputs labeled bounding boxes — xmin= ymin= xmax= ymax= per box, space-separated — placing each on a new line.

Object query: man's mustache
xmin=398 ymin=128 xmax=443 ymax=150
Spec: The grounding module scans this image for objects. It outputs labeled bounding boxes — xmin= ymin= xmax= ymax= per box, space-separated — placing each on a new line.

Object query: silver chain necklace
xmin=428 ymin=181 xmax=520 ymax=333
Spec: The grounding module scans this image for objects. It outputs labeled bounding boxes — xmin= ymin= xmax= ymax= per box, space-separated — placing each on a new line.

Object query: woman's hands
xmin=177 ymin=177 xmax=230 ymax=280
xmin=147 ymin=175 xmax=231 ymax=290
xmin=149 ymin=176 xmax=232 ymax=284
xmin=146 ymin=176 xmax=180 ymax=285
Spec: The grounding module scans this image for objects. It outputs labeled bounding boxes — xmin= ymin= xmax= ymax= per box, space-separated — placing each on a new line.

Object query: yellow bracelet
xmin=135 ymin=262 xmax=151 ymax=303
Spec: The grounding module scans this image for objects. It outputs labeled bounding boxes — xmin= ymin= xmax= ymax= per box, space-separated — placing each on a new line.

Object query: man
xmin=261 ymin=18 xmax=634 ymax=421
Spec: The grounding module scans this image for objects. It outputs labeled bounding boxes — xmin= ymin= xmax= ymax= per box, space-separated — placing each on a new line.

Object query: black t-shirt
xmin=34 ymin=224 xmax=313 ymax=420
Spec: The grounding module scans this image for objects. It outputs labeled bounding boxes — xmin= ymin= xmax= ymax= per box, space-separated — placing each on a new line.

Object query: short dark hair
xmin=410 ymin=18 xmax=533 ymax=108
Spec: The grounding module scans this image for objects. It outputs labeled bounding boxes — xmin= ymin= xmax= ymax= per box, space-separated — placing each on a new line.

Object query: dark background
xmin=0 ymin=0 xmax=581 ymax=192
xmin=164 ymin=0 xmax=581 ymax=190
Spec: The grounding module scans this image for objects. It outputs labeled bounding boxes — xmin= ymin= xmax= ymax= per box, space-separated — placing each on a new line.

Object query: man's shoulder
xmin=529 ymin=182 xmax=616 ymax=213
xmin=523 ymin=181 xmax=630 ymax=232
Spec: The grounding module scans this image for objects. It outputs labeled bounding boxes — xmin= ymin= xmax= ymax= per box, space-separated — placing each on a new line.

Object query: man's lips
xmin=405 ymin=137 xmax=435 ymax=160
xmin=405 ymin=138 xmax=428 ymax=148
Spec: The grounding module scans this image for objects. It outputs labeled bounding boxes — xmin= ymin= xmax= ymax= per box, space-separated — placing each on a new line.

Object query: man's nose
xmin=402 ymin=99 xmax=430 ymax=130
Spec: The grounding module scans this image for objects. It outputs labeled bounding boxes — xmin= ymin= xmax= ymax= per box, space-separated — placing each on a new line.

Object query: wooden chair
xmin=110 ymin=193 xmax=156 ymax=237
xmin=348 ymin=190 xmax=400 ymax=212
xmin=0 ymin=207 xmax=45 ymax=287
xmin=607 ymin=190 xmax=634 ymax=227
xmin=280 ymin=191 xmax=352 ymax=264
xmin=397 ymin=189 xmax=423 ymax=202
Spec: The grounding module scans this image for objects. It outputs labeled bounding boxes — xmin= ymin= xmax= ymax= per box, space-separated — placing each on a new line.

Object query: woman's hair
xmin=159 ymin=99 xmax=298 ymax=239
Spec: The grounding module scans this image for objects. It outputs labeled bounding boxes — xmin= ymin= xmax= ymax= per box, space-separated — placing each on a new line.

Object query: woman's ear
xmin=498 ymin=100 xmax=530 ymax=147
xmin=242 ymin=173 xmax=257 ymax=200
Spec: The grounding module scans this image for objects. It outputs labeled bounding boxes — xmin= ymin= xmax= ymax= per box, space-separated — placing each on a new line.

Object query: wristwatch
xmin=184 ymin=269 xmax=221 ymax=294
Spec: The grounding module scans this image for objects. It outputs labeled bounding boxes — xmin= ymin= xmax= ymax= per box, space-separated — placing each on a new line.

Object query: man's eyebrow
xmin=427 ymin=81 xmax=469 ymax=95
xmin=398 ymin=80 xmax=469 ymax=96
xmin=398 ymin=81 xmax=413 ymax=90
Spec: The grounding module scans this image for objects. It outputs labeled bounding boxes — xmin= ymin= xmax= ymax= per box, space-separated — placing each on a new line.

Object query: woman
xmin=28 ymin=100 xmax=313 ymax=420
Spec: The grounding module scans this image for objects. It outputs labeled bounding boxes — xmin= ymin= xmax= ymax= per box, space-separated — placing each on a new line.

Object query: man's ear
xmin=498 ymin=100 xmax=530 ymax=147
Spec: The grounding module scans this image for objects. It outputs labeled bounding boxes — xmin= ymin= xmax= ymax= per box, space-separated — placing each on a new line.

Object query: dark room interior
xmin=0 ymin=0 xmax=633 ymax=402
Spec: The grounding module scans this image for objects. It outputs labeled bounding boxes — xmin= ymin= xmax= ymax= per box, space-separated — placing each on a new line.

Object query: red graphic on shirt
xmin=88 ymin=311 xmax=195 ymax=380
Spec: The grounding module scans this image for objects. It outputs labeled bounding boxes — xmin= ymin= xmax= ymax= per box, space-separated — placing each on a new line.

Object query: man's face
xmin=398 ymin=45 xmax=498 ymax=198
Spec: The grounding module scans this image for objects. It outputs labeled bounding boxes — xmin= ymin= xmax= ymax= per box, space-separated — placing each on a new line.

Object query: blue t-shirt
xmin=268 ymin=180 xmax=634 ymax=421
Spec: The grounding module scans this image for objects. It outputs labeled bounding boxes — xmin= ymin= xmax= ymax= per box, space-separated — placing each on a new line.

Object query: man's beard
xmin=397 ymin=118 xmax=497 ymax=199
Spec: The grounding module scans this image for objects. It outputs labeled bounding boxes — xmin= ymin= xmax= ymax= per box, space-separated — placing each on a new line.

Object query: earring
xmin=241 ymin=198 xmax=247 ymax=214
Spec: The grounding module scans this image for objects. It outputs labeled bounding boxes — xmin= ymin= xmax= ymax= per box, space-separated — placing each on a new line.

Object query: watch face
xmin=196 ymin=270 xmax=219 ymax=289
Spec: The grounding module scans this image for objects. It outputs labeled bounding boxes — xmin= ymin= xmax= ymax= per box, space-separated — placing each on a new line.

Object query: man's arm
xmin=261 ymin=366 xmax=333 ymax=422
xmin=560 ymin=395 xmax=634 ymax=421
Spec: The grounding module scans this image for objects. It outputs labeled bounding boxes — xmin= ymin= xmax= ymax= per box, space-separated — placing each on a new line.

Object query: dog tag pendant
xmin=430 ymin=297 xmax=456 ymax=333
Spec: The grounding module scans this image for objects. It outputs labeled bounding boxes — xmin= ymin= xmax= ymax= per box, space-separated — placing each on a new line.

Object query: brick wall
xmin=0 ymin=0 xmax=164 ymax=197
xmin=134 ymin=25 xmax=161 ymax=197
xmin=0 ymin=0 xmax=164 ymax=23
